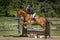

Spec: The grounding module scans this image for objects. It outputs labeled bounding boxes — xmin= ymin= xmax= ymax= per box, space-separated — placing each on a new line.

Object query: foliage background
xmin=0 ymin=0 xmax=60 ymax=17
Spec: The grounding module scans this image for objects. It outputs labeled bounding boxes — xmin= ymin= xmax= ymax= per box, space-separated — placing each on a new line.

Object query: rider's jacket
xmin=27 ymin=8 xmax=35 ymax=14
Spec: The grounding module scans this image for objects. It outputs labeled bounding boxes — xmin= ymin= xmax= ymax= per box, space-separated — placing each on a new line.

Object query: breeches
xmin=31 ymin=13 xmax=36 ymax=18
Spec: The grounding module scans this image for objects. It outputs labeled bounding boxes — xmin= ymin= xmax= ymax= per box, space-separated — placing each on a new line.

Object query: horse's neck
xmin=21 ymin=9 xmax=29 ymax=17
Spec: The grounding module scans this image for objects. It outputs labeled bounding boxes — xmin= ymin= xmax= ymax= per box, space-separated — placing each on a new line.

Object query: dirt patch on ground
xmin=0 ymin=36 xmax=60 ymax=40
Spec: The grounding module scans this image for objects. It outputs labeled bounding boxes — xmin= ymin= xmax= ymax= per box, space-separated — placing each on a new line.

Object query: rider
xmin=26 ymin=4 xmax=36 ymax=19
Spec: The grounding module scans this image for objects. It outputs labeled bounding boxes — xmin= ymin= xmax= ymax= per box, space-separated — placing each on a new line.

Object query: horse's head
xmin=16 ymin=9 xmax=21 ymax=17
xmin=16 ymin=9 xmax=23 ymax=17
xmin=16 ymin=8 xmax=29 ymax=17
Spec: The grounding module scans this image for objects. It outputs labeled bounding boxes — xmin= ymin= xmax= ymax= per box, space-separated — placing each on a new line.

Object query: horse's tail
xmin=45 ymin=18 xmax=56 ymax=38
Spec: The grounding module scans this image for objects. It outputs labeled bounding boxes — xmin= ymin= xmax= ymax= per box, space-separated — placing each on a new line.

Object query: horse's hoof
xmin=34 ymin=36 xmax=37 ymax=38
xmin=38 ymin=35 xmax=45 ymax=38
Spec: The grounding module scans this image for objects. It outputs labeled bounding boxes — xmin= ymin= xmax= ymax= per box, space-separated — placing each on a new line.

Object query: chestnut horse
xmin=16 ymin=8 xmax=50 ymax=38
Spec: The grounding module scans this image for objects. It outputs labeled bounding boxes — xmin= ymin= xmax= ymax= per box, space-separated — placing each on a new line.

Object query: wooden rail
xmin=0 ymin=17 xmax=60 ymax=20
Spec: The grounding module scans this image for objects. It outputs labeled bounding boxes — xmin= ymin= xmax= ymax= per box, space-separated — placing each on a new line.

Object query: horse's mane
xmin=20 ymin=8 xmax=31 ymax=14
xmin=23 ymin=9 xmax=30 ymax=14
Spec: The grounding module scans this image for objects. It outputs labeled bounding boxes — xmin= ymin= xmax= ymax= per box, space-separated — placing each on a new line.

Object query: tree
xmin=0 ymin=0 xmax=60 ymax=17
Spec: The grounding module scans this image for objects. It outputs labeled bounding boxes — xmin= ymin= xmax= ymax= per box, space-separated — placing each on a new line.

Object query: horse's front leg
xmin=22 ymin=22 xmax=29 ymax=37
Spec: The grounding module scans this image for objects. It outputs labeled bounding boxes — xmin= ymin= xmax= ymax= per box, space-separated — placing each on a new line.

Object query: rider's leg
xmin=31 ymin=13 xmax=36 ymax=21
xmin=32 ymin=13 xmax=36 ymax=18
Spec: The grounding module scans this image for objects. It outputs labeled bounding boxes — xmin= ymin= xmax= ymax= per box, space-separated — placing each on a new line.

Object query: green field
xmin=0 ymin=19 xmax=60 ymax=36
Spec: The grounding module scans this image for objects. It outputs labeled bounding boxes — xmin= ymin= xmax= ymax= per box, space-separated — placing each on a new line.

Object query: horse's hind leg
xmin=47 ymin=21 xmax=50 ymax=38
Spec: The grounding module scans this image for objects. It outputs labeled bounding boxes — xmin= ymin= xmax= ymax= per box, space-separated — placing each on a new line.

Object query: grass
xmin=51 ymin=31 xmax=60 ymax=36
xmin=0 ymin=20 xmax=18 ymax=36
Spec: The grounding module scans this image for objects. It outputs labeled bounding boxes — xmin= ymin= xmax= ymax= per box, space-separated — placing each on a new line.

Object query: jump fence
xmin=0 ymin=17 xmax=60 ymax=36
